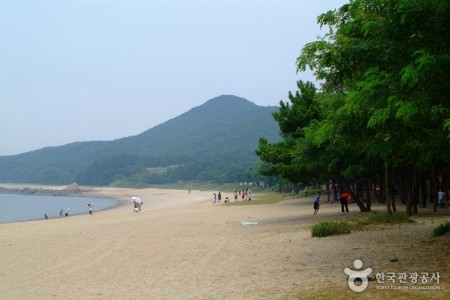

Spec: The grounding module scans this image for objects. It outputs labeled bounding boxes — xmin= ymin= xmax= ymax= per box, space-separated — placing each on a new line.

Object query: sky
xmin=0 ymin=0 xmax=347 ymax=156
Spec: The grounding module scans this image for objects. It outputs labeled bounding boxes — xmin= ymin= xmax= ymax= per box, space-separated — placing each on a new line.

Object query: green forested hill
xmin=0 ymin=95 xmax=280 ymax=185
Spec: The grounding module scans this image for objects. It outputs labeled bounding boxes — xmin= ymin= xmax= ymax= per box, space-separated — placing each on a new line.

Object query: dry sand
xmin=0 ymin=187 xmax=448 ymax=300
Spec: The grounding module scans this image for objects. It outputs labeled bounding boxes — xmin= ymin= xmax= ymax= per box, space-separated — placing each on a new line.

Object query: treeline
xmin=76 ymin=154 xmax=266 ymax=186
xmin=257 ymin=0 xmax=450 ymax=215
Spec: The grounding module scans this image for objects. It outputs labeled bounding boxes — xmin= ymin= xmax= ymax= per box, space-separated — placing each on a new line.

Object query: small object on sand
xmin=389 ymin=256 xmax=399 ymax=262
xmin=240 ymin=221 xmax=258 ymax=226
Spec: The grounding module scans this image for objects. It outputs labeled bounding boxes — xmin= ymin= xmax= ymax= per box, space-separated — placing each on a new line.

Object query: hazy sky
xmin=1 ymin=0 xmax=346 ymax=156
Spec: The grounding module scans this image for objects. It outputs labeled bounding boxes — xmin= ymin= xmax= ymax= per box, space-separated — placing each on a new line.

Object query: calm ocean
xmin=0 ymin=193 xmax=118 ymax=223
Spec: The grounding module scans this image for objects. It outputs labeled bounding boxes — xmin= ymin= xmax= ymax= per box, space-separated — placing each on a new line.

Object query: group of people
xmin=44 ymin=203 xmax=94 ymax=220
xmin=212 ymin=189 xmax=253 ymax=204
xmin=312 ymin=191 xmax=350 ymax=215
xmin=313 ymin=189 xmax=450 ymax=214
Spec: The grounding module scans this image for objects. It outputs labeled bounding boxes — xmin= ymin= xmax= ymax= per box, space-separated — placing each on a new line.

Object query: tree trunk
xmin=341 ymin=177 xmax=367 ymax=212
xmin=412 ymin=184 xmax=419 ymax=214
xmin=326 ymin=181 xmax=331 ymax=203
xmin=406 ymin=189 xmax=413 ymax=216
xmin=420 ymin=177 xmax=427 ymax=208
xmin=379 ymin=175 xmax=385 ymax=203
xmin=431 ymin=165 xmax=438 ymax=212
xmin=385 ymin=161 xmax=392 ymax=215
xmin=365 ymin=179 xmax=372 ymax=211
xmin=392 ymin=194 xmax=397 ymax=212
xmin=412 ymin=168 xmax=422 ymax=215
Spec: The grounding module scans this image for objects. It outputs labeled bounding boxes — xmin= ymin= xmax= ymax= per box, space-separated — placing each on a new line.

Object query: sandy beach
xmin=0 ymin=187 xmax=448 ymax=300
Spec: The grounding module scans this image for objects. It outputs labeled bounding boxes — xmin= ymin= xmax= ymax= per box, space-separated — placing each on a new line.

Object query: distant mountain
xmin=0 ymin=95 xmax=280 ymax=185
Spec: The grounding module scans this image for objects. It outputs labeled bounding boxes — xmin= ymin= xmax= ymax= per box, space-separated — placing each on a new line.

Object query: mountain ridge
xmin=0 ymin=95 xmax=280 ymax=184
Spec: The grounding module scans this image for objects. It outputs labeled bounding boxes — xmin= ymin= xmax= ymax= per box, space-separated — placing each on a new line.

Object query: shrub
xmin=311 ymin=221 xmax=351 ymax=237
xmin=433 ymin=222 xmax=450 ymax=237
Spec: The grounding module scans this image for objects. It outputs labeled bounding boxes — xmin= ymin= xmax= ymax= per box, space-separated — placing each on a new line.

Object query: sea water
xmin=0 ymin=193 xmax=118 ymax=223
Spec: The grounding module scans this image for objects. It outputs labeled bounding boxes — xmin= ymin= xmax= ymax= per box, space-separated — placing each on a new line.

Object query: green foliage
xmin=432 ymin=222 xmax=450 ymax=237
xmin=258 ymin=0 xmax=450 ymax=214
xmin=256 ymin=80 xmax=325 ymax=184
xmin=311 ymin=221 xmax=351 ymax=237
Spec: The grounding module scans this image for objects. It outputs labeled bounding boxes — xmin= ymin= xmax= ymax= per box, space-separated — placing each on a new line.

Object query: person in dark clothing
xmin=313 ymin=192 xmax=321 ymax=215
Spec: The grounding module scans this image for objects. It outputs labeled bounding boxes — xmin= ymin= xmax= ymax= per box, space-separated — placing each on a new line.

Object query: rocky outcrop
xmin=0 ymin=184 xmax=91 ymax=196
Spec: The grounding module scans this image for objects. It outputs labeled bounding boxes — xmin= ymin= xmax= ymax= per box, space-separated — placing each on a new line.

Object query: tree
xmin=259 ymin=0 xmax=450 ymax=214
xmin=256 ymin=81 xmax=324 ymax=184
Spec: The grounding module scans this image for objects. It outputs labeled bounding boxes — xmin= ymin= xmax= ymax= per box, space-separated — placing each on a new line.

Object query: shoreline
xmin=0 ymin=193 xmax=119 ymax=224
xmin=0 ymin=183 xmax=210 ymax=225
xmin=0 ymin=183 xmax=212 ymax=224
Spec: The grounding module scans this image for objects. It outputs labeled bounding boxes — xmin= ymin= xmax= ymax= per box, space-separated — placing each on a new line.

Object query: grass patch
xmin=312 ymin=212 xmax=414 ymax=237
xmin=432 ymin=221 xmax=450 ymax=237
xmin=311 ymin=221 xmax=351 ymax=237
xmin=367 ymin=211 xmax=412 ymax=224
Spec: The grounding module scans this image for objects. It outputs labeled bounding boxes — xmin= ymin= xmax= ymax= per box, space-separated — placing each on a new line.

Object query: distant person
xmin=212 ymin=193 xmax=217 ymax=204
xmin=313 ymin=192 xmax=321 ymax=215
xmin=234 ymin=190 xmax=238 ymax=202
xmin=59 ymin=209 xmax=64 ymax=217
xmin=88 ymin=203 xmax=93 ymax=215
xmin=225 ymin=196 xmax=229 ymax=203
xmin=438 ymin=189 xmax=445 ymax=208
xmin=44 ymin=213 xmax=48 ymax=220
xmin=133 ymin=197 xmax=142 ymax=212
xmin=340 ymin=193 xmax=350 ymax=213
xmin=241 ymin=190 xmax=245 ymax=201
xmin=304 ymin=186 xmax=308 ymax=198
xmin=248 ymin=190 xmax=252 ymax=201
xmin=65 ymin=208 xmax=69 ymax=217
xmin=218 ymin=192 xmax=222 ymax=204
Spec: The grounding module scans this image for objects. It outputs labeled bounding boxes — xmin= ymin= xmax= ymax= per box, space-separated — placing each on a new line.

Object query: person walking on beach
xmin=65 ymin=208 xmax=70 ymax=217
xmin=59 ymin=209 xmax=64 ymax=217
xmin=132 ymin=197 xmax=143 ymax=212
xmin=212 ymin=193 xmax=217 ymax=204
xmin=88 ymin=203 xmax=93 ymax=215
xmin=313 ymin=192 xmax=321 ymax=215
xmin=218 ymin=192 xmax=222 ymax=204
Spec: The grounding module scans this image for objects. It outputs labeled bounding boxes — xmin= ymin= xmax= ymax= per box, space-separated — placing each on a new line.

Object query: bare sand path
xmin=0 ymin=187 xmax=448 ymax=299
